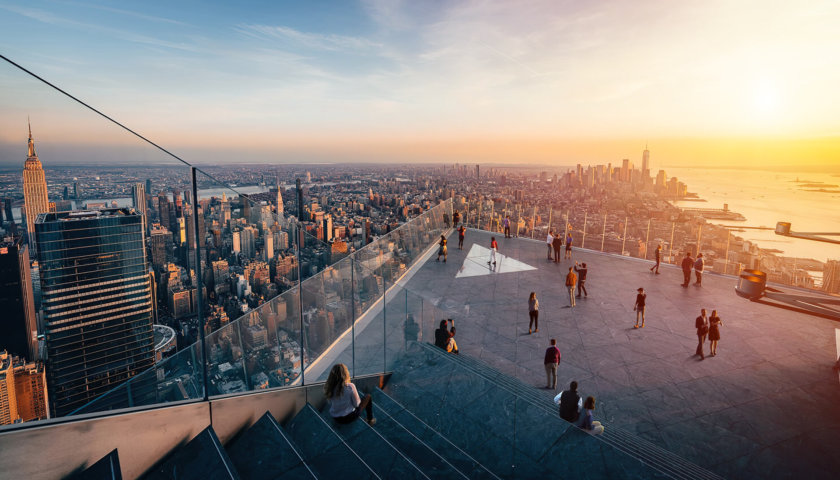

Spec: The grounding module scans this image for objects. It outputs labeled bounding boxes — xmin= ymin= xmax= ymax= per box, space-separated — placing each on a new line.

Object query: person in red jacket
xmin=544 ymin=338 xmax=561 ymax=390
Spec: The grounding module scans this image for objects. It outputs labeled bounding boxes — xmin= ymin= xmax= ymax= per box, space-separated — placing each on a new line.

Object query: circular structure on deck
xmin=153 ymin=324 xmax=177 ymax=362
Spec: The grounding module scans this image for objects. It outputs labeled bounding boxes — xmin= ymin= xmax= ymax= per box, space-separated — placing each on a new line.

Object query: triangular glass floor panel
xmin=455 ymin=244 xmax=537 ymax=278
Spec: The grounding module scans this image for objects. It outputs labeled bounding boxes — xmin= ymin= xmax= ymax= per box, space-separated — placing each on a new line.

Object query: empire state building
xmin=22 ymin=122 xmax=49 ymax=250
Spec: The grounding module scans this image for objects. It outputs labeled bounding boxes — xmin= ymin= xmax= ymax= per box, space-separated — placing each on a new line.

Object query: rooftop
xmin=398 ymin=228 xmax=840 ymax=479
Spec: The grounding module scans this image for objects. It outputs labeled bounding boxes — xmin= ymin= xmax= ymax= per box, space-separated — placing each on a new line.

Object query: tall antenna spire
xmin=27 ymin=117 xmax=37 ymax=158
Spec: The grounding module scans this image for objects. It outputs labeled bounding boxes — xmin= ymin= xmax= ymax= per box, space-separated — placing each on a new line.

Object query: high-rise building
xmin=323 ymin=214 xmax=333 ymax=242
xmin=620 ymin=158 xmax=631 ymax=182
xmin=22 ymin=122 xmax=49 ymax=250
xmin=35 ymin=209 xmax=154 ymax=417
xmin=157 ymin=193 xmax=171 ymax=231
xmin=641 ymin=144 xmax=650 ymax=177
xmin=148 ymin=226 xmax=171 ymax=271
xmin=0 ymin=237 xmax=38 ymax=361
xmin=295 ymin=178 xmax=303 ymax=220
xmin=10 ymin=353 xmax=48 ymax=423
xmin=264 ymin=233 xmax=274 ymax=261
xmin=132 ymin=183 xmax=147 ymax=232
xmin=276 ymin=179 xmax=284 ymax=215
xmin=0 ymin=351 xmax=18 ymax=425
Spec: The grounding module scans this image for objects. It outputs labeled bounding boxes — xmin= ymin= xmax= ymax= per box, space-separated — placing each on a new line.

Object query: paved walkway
xmin=401 ymin=228 xmax=840 ymax=479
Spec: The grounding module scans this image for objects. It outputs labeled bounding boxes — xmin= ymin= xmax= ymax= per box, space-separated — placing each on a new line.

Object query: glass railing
xmin=454 ymin=196 xmax=836 ymax=292
xmin=70 ymin=198 xmax=452 ymax=414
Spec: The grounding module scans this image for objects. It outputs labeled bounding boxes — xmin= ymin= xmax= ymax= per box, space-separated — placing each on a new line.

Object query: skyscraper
xmin=642 ymin=144 xmax=650 ymax=177
xmin=132 ymin=182 xmax=147 ymax=232
xmin=22 ymin=122 xmax=49 ymax=250
xmin=35 ymin=209 xmax=154 ymax=417
xmin=276 ymin=178 xmax=284 ymax=215
xmin=0 ymin=237 xmax=38 ymax=361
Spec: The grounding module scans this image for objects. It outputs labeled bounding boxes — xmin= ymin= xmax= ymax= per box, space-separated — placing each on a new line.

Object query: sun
xmin=753 ymin=80 xmax=780 ymax=114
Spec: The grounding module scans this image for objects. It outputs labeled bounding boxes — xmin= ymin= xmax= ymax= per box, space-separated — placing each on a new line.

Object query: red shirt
xmin=491 ymin=240 xmax=498 ymax=249
xmin=544 ymin=346 xmax=561 ymax=364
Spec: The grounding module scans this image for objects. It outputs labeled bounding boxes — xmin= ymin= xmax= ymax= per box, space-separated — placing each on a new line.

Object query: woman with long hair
xmin=528 ymin=292 xmax=539 ymax=334
xmin=324 ymin=364 xmax=375 ymax=426
xmin=579 ymin=396 xmax=604 ymax=435
xmin=708 ymin=310 xmax=723 ymax=356
xmin=436 ymin=234 xmax=448 ymax=262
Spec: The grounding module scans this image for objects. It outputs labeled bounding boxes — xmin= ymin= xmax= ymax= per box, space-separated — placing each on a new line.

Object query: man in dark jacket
xmin=681 ymin=252 xmax=694 ymax=288
xmin=557 ymin=381 xmax=581 ymax=422
xmin=574 ymin=262 xmax=588 ymax=298
xmin=544 ymin=339 xmax=561 ymax=389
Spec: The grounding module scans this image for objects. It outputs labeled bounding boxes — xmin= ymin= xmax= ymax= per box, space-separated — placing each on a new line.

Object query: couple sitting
xmin=434 ymin=319 xmax=458 ymax=354
xmin=553 ymin=381 xmax=604 ymax=435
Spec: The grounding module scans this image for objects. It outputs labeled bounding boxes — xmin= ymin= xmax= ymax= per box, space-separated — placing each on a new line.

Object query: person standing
xmin=503 ymin=216 xmax=511 ymax=238
xmin=708 ymin=310 xmax=723 ymax=356
xmin=681 ymin=252 xmax=694 ymax=288
xmin=453 ymin=210 xmax=460 ymax=226
xmin=436 ymin=234 xmax=448 ymax=262
xmin=633 ymin=287 xmax=646 ymax=328
xmin=553 ymin=233 xmax=563 ymax=263
xmin=546 ymin=230 xmax=554 ymax=260
xmin=564 ymin=232 xmax=573 ymax=259
xmin=528 ymin=292 xmax=539 ymax=334
xmin=579 ymin=396 xmax=604 ymax=435
xmin=544 ymin=339 xmax=561 ymax=389
xmin=695 ymin=309 xmax=709 ymax=360
xmin=488 ymin=236 xmax=498 ymax=267
xmin=458 ymin=224 xmax=466 ymax=250
xmin=443 ymin=212 xmax=450 ymax=228
xmin=574 ymin=262 xmax=588 ymax=298
xmin=565 ymin=267 xmax=577 ymax=307
xmin=556 ymin=381 xmax=581 ymax=423
xmin=650 ymin=244 xmax=662 ymax=274
xmin=694 ymin=253 xmax=705 ymax=286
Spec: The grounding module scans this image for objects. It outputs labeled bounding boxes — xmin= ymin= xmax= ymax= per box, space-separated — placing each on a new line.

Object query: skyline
xmin=1 ymin=1 xmax=840 ymax=168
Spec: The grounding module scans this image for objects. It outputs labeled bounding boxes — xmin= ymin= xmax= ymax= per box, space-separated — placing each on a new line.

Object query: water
xmin=668 ymin=167 xmax=840 ymax=262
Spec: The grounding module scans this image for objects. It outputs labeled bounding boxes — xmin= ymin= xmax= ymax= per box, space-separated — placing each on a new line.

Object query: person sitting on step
xmin=325 ymin=363 xmax=376 ymax=426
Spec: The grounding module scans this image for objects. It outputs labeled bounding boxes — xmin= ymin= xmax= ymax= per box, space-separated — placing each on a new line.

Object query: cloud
xmin=235 ymin=24 xmax=383 ymax=52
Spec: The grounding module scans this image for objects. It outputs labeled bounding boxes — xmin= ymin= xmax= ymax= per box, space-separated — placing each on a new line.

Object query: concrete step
xmin=226 ymin=412 xmax=317 ymax=479
xmin=143 ymin=426 xmax=240 ymax=480
xmin=284 ymin=404 xmax=379 ymax=480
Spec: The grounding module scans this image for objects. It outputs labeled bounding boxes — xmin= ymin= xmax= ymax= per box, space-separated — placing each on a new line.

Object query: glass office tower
xmin=35 ymin=209 xmax=154 ymax=417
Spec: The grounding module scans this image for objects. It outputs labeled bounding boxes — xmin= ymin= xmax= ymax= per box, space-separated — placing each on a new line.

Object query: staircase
xmin=410 ymin=342 xmax=725 ymax=480
xmin=76 ymin=341 xmax=723 ymax=479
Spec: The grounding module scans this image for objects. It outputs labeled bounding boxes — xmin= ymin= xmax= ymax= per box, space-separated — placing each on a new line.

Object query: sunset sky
xmin=0 ymin=0 xmax=839 ymax=169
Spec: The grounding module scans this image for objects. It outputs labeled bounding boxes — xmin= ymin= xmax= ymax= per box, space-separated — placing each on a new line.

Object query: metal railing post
xmin=190 ymin=167 xmax=208 ymax=402
xmin=296 ymin=223 xmax=305 ymax=386
xmin=350 ymin=256 xmax=356 ymax=377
